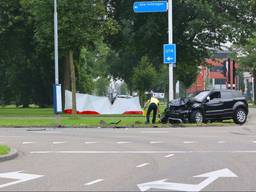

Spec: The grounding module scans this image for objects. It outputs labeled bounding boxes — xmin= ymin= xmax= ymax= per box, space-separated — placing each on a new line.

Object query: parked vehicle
xmin=161 ymin=90 xmax=249 ymax=125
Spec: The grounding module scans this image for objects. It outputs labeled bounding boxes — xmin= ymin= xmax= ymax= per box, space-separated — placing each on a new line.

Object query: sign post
xmin=168 ymin=0 xmax=174 ymax=101
xmin=133 ymin=0 xmax=175 ymax=102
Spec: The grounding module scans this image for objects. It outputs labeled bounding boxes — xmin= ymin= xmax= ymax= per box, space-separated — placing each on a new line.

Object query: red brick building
xmin=187 ymin=52 xmax=239 ymax=94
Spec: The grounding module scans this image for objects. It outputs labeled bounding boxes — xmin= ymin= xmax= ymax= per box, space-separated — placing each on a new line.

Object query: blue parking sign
xmin=164 ymin=44 xmax=176 ymax=64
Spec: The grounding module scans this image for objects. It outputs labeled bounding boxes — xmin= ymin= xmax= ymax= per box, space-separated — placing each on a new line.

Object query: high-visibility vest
xmin=150 ymin=97 xmax=160 ymax=106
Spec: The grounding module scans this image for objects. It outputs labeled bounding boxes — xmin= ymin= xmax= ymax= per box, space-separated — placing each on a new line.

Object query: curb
xmin=0 ymin=148 xmax=18 ymax=162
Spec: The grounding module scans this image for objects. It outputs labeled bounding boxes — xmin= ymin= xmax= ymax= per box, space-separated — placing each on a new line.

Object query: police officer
xmin=144 ymin=93 xmax=160 ymax=124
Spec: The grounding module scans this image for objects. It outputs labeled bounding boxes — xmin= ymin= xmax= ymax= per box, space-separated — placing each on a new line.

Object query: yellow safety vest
xmin=143 ymin=97 xmax=160 ymax=116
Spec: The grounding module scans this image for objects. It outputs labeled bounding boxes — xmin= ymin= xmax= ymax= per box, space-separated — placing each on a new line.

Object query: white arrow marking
xmin=137 ymin=168 xmax=237 ymax=192
xmin=0 ymin=171 xmax=44 ymax=189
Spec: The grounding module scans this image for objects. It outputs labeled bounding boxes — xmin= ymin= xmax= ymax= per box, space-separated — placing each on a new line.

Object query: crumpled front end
xmin=162 ymin=98 xmax=191 ymax=123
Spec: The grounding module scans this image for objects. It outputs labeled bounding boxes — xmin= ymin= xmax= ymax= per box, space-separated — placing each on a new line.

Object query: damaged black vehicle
xmin=161 ymin=90 xmax=248 ymax=125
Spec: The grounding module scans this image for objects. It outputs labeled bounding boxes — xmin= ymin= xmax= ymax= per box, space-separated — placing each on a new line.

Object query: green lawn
xmin=0 ymin=145 xmax=10 ymax=155
xmin=0 ymin=107 xmax=149 ymax=127
xmin=0 ymin=107 xmax=234 ymax=128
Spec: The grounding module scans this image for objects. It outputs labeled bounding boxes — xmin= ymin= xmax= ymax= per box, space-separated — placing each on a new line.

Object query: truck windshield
xmin=193 ymin=91 xmax=210 ymax=102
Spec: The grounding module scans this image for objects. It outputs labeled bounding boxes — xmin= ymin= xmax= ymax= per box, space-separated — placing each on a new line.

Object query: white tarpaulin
xmin=64 ymin=90 xmax=143 ymax=115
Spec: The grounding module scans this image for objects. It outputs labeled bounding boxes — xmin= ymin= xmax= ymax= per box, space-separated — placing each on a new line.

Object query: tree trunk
xmin=69 ymin=50 xmax=77 ymax=116
xmin=62 ymin=55 xmax=71 ymax=109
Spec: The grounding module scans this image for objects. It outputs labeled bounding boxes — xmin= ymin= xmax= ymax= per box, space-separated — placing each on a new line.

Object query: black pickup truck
xmin=161 ymin=90 xmax=249 ymax=124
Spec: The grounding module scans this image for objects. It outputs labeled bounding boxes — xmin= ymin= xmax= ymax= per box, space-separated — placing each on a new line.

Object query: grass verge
xmin=0 ymin=145 xmax=10 ymax=155
xmin=0 ymin=107 xmax=234 ymax=128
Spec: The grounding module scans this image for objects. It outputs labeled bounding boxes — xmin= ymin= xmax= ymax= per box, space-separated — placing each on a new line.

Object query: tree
xmin=105 ymin=0 xmax=256 ymax=96
xmin=132 ymin=56 xmax=157 ymax=104
xmin=26 ymin=0 xmax=117 ymax=113
xmin=236 ymin=34 xmax=256 ymax=104
xmin=0 ymin=0 xmax=53 ymax=107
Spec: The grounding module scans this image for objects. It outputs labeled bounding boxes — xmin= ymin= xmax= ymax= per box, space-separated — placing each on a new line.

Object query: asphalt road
xmin=0 ymin=109 xmax=256 ymax=191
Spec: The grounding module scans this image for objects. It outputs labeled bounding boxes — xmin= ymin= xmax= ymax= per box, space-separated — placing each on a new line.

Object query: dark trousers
xmin=146 ymin=103 xmax=157 ymax=124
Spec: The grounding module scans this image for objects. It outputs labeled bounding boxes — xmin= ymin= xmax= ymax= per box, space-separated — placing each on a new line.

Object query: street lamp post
xmin=54 ymin=0 xmax=59 ymax=85
xmin=168 ymin=0 xmax=174 ymax=101
xmin=53 ymin=0 xmax=62 ymax=126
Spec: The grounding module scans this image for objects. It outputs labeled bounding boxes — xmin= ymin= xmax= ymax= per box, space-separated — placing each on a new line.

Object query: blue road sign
xmin=133 ymin=1 xmax=168 ymax=13
xmin=164 ymin=44 xmax=176 ymax=64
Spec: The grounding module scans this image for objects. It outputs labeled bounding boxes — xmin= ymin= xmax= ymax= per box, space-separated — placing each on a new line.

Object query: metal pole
xmin=54 ymin=0 xmax=61 ymax=127
xmin=54 ymin=0 xmax=59 ymax=85
xmin=168 ymin=0 xmax=174 ymax=101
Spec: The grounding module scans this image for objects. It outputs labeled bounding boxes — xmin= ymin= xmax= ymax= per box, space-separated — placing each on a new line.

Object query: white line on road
xmin=22 ymin=142 xmax=34 ymax=145
xmin=141 ymin=131 xmax=168 ymax=134
xmin=253 ymin=141 xmax=256 ymax=143
xmin=217 ymin=141 xmax=226 ymax=144
xmin=116 ymin=141 xmax=131 ymax=144
xmin=165 ymin=154 xmax=174 ymax=158
xmin=53 ymin=141 xmax=66 ymax=144
xmin=183 ymin=141 xmax=196 ymax=144
xmin=85 ymin=142 xmax=98 ymax=144
xmin=150 ymin=141 xmax=164 ymax=144
xmin=84 ymin=179 xmax=104 ymax=186
xmin=30 ymin=150 xmax=256 ymax=154
xmin=136 ymin=163 xmax=150 ymax=168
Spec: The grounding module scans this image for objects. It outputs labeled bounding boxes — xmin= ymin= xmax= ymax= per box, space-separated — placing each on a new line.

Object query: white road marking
xmin=0 ymin=171 xmax=44 ymax=189
xmin=253 ymin=141 xmax=256 ymax=143
xmin=150 ymin=141 xmax=164 ymax=144
xmin=116 ymin=141 xmax=131 ymax=144
xmin=217 ymin=141 xmax=226 ymax=144
xmin=165 ymin=154 xmax=174 ymax=158
xmin=137 ymin=168 xmax=237 ymax=192
xmin=183 ymin=141 xmax=196 ymax=144
xmin=85 ymin=142 xmax=98 ymax=144
xmin=34 ymin=131 xmax=62 ymax=134
xmin=30 ymin=150 xmax=256 ymax=154
xmin=84 ymin=179 xmax=104 ymax=186
xmin=136 ymin=163 xmax=150 ymax=168
xmin=53 ymin=141 xmax=66 ymax=144
xmin=141 ymin=131 xmax=168 ymax=134
xmin=22 ymin=142 xmax=34 ymax=145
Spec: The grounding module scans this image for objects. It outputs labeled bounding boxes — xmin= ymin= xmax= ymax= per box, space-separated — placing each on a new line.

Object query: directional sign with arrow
xmin=0 ymin=171 xmax=44 ymax=189
xmin=137 ymin=168 xmax=237 ymax=191
xmin=164 ymin=44 xmax=176 ymax=64
xmin=133 ymin=1 xmax=168 ymax=13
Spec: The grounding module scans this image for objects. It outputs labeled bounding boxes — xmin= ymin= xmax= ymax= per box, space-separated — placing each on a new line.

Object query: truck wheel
xmin=233 ymin=108 xmax=247 ymax=125
xmin=190 ymin=110 xmax=204 ymax=124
